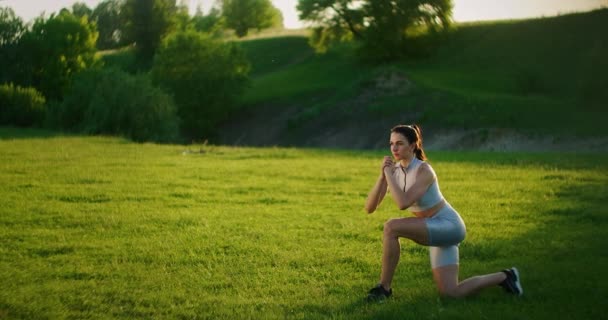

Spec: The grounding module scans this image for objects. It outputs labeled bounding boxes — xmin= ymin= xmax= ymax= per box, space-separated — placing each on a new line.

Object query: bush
xmin=16 ymin=11 xmax=99 ymax=101
xmin=151 ymin=30 xmax=250 ymax=140
xmin=0 ymin=83 xmax=46 ymax=127
xmin=51 ymin=68 xmax=179 ymax=142
xmin=100 ymin=48 xmax=140 ymax=74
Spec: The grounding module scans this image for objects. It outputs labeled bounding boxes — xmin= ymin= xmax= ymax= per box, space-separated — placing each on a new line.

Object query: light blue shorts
xmin=425 ymin=203 xmax=466 ymax=268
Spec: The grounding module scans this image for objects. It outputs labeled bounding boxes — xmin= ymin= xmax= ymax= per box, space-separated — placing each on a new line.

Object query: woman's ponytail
xmin=411 ymin=124 xmax=427 ymax=161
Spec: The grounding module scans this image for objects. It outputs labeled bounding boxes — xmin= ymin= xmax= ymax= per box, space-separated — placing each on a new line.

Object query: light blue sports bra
xmin=392 ymin=157 xmax=444 ymax=212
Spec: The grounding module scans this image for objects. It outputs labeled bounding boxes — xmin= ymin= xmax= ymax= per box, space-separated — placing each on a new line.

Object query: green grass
xmin=239 ymin=36 xmax=314 ymax=76
xmin=429 ymin=10 xmax=608 ymax=98
xmin=1 ymin=127 xmax=607 ymax=319
xmin=240 ymin=39 xmax=372 ymax=106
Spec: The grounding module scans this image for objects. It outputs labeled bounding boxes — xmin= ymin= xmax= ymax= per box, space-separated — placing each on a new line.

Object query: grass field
xmin=1 ymin=127 xmax=607 ymax=319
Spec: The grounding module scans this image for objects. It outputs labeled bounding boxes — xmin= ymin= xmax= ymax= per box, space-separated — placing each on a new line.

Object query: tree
xmin=298 ymin=0 xmax=453 ymax=60
xmin=0 ymin=6 xmax=24 ymax=46
xmin=17 ymin=11 xmax=99 ymax=100
xmin=192 ymin=5 xmax=224 ymax=36
xmin=174 ymin=0 xmax=193 ymax=31
xmin=0 ymin=6 xmax=25 ymax=83
xmin=151 ymin=30 xmax=250 ymax=139
xmin=122 ymin=0 xmax=178 ymax=63
xmin=92 ymin=0 xmax=125 ymax=49
xmin=71 ymin=2 xmax=93 ymax=18
xmin=220 ymin=0 xmax=283 ymax=37
xmin=297 ymin=0 xmax=364 ymax=43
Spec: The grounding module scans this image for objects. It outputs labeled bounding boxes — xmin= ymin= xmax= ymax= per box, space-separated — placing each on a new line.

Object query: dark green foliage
xmin=0 ymin=83 xmax=46 ymax=127
xmin=298 ymin=0 xmax=364 ymax=53
xmin=0 ymin=6 xmax=23 ymax=46
xmin=100 ymin=48 xmax=138 ymax=73
xmin=192 ymin=6 xmax=224 ymax=37
xmin=16 ymin=11 xmax=99 ymax=100
xmin=359 ymin=0 xmax=451 ymax=62
xmin=0 ymin=7 xmax=25 ymax=83
xmin=91 ymin=0 xmax=126 ymax=49
xmin=297 ymin=0 xmax=364 ymax=38
xmin=71 ymin=2 xmax=93 ymax=18
xmin=173 ymin=2 xmax=193 ymax=32
xmin=51 ymin=68 xmax=179 ymax=142
xmin=221 ymin=0 xmax=283 ymax=37
xmin=151 ymin=31 xmax=250 ymax=140
xmin=297 ymin=0 xmax=452 ymax=61
xmin=122 ymin=0 xmax=178 ymax=65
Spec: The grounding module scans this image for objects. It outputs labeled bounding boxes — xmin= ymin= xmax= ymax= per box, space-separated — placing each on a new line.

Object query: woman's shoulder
xmin=417 ymin=161 xmax=437 ymax=178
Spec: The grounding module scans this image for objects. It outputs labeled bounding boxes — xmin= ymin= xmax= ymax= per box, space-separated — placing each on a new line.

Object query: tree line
xmin=0 ymin=0 xmax=282 ymax=141
xmin=0 ymin=0 xmax=454 ymax=143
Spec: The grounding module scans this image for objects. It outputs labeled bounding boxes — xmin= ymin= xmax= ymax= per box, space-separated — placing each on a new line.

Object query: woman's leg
xmin=380 ymin=217 xmax=429 ymax=290
xmin=432 ymin=264 xmax=507 ymax=298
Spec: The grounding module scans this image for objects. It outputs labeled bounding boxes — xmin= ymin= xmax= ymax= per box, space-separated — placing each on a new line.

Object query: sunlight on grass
xmin=1 ymin=131 xmax=607 ymax=319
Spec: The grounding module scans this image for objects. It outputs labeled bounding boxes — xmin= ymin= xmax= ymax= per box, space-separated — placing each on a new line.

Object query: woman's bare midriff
xmin=412 ymin=199 xmax=446 ymax=218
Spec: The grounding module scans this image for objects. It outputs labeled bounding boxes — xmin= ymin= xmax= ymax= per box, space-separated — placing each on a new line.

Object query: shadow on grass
xmin=431 ymin=151 xmax=608 ymax=169
xmin=0 ymin=127 xmax=137 ymax=144
xmin=0 ymin=126 xmax=66 ymax=140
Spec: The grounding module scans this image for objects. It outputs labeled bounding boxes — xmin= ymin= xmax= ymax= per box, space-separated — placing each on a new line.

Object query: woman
xmin=364 ymin=124 xmax=523 ymax=301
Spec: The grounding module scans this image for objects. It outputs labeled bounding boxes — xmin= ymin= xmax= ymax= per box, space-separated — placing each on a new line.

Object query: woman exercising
xmin=365 ymin=124 xmax=523 ymax=301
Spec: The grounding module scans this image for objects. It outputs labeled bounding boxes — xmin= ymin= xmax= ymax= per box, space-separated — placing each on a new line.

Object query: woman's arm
xmin=364 ymin=173 xmax=388 ymax=214
xmin=383 ymin=163 xmax=435 ymax=210
xmin=364 ymin=156 xmax=393 ymax=214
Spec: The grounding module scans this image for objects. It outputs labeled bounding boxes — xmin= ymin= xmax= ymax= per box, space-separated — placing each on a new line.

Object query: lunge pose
xmin=365 ymin=124 xmax=522 ymax=301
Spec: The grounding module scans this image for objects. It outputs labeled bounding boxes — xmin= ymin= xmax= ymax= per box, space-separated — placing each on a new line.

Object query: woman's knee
xmin=438 ymin=286 xmax=463 ymax=298
xmin=383 ymin=218 xmax=400 ymax=237
xmin=433 ymin=265 xmax=462 ymax=298
xmin=384 ymin=218 xmax=426 ymax=241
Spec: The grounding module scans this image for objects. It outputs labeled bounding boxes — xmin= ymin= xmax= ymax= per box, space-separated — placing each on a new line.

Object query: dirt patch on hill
xmin=219 ymin=116 xmax=608 ymax=152
xmin=218 ymin=69 xmax=608 ymax=153
xmin=219 ymin=101 xmax=608 ymax=152
xmin=424 ymin=128 xmax=608 ymax=152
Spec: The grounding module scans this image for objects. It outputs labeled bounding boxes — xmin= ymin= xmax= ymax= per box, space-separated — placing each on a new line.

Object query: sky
xmin=1 ymin=0 xmax=607 ymax=29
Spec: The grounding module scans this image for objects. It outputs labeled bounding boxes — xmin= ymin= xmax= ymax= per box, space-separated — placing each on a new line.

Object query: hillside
xmin=218 ymin=9 xmax=608 ymax=152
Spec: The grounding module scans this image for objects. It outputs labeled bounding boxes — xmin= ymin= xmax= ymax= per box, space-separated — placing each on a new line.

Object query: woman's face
xmin=390 ymin=132 xmax=415 ymax=161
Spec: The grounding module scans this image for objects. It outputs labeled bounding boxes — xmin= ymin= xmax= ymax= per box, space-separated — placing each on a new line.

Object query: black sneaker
xmin=499 ymin=267 xmax=523 ymax=296
xmin=366 ymin=284 xmax=392 ymax=302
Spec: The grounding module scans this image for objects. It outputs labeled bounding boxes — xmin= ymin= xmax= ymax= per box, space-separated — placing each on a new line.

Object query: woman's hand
xmin=382 ymin=156 xmax=394 ymax=177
